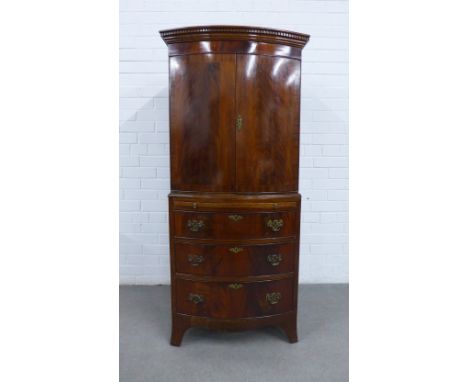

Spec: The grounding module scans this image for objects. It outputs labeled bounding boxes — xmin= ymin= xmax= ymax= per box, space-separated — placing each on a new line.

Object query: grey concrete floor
xmin=120 ymin=285 xmax=348 ymax=382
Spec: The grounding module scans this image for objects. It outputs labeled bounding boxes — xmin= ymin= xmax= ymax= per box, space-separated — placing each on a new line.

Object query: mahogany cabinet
xmin=160 ymin=26 xmax=309 ymax=346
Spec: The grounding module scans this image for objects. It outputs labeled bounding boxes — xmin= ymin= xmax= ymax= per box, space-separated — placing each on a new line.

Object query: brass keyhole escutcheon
xmin=236 ymin=114 xmax=242 ymax=131
xmin=228 ymin=214 xmax=243 ymax=222
xmin=228 ymin=283 xmax=243 ymax=290
xmin=229 ymin=247 xmax=243 ymax=254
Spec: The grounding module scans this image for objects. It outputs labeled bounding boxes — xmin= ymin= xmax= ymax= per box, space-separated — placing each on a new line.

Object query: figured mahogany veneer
xmin=174 ymin=241 xmax=296 ymax=277
xmin=173 ymin=210 xmax=298 ymax=240
xmin=176 ymin=278 xmax=294 ymax=319
xmin=161 ymin=25 xmax=309 ymax=346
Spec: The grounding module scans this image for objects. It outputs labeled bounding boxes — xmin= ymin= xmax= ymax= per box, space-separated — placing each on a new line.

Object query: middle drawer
xmin=174 ymin=242 xmax=296 ymax=276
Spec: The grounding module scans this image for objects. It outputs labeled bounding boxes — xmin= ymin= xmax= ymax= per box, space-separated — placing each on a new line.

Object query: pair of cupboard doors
xmin=169 ymin=53 xmax=301 ymax=193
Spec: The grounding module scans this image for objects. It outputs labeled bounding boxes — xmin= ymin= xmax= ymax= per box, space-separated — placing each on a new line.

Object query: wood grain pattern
xmin=175 ymin=278 xmax=294 ymax=319
xmin=173 ymin=210 xmax=297 ymax=240
xmin=168 ymin=40 xmax=302 ymax=60
xmin=174 ymin=242 xmax=296 ymax=277
xmin=236 ymin=54 xmax=301 ymax=192
xmin=169 ymin=54 xmax=235 ymax=191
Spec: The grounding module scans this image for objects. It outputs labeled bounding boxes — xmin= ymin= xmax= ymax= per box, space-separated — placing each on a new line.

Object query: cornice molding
xmin=160 ymin=25 xmax=310 ymax=49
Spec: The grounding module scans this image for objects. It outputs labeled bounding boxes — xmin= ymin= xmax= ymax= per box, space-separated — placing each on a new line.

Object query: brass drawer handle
xmin=187 ymin=219 xmax=205 ymax=232
xmin=188 ymin=293 xmax=204 ymax=304
xmin=266 ymin=218 xmax=283 ymax=232
xmin=228 ymin=283 xmax=243 ymax=290
xmin=266 ymin=292 xmax=281 ymax=305
xmin=187 ymin=254 xmax=204 ymax=266
xmin=229 ymin=247 xmax=243 ymax=254
xmin=267 ymin=254 xmax=282 ymax=266
xmin=228 ymin=214 xmax=243 ymax=222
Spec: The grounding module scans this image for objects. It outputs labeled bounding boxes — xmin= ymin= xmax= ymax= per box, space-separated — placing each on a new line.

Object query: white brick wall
xmin=120 ymin=0 xmax=348 ymax=284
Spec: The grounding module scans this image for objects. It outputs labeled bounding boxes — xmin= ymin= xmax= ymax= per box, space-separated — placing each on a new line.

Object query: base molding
xmin=170 ymin=312 xmax=298 ymax=346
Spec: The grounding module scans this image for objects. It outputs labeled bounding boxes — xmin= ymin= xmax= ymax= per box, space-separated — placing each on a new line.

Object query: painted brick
xmin=119 ymin=121 xmax=155 ymax=132
xmin=120 ymin=133 xmax=137 ymax=144
xmin=322 ymin=145 xmax=348 ymax=157
xmin=139 ymin=133 xmax=169 ymax=144
xmin=329 ymin=168 xmax=348 ymax=179
xmin=124 ymin=189 xmax=158 ymax=200
xmin=120 ymin=243 xmax=141 ymax=255
xmin=120 ymin=212 xmax=150 ymax=223
xmin=139 ymin=156 xmax=169 ymax=167
xmin=311 ymin=133 xmax=348 ymax=145
xmin=130 ymin=144 xmax=147 ymax=155
xmin=120 ymin=178 xmax=140 ymax=189
xmin=141 ymin=200 xmax=168 ymax=211
xmin=314 ymin=157 xmax=348 ymax=168
xmin=328 ymin=190 xmax=348 ymax=201
xmin=148 ymin=213 xmax=167 ymax=223
xmin=120 ymin=156 xmax=139 ymax=167
xmin=120 ymin=223 xmax=141 ymax=233
xmin=311 ymin=179 xmax=348 ymax=189
xmin=121 ymin=167 xmax=156 ymax=178
xmin=147 ymin=143 xmax=168 ymax=155
xmin=120 ymin=200 xmax=140 ymax=212
xmin=140 ymin=179 xmax=170 ymax=190
xmin=120 ymin=144 xmax=130 ymax=155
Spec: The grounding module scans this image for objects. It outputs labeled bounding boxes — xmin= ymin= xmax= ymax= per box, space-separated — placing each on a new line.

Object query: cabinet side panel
xmin=170 ymin=54 xmax=236 ymax=191
xmin=235 ymin=54 xmax=301 ymax=192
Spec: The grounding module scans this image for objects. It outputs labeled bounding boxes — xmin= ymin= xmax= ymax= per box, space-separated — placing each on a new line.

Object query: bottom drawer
xmin=175 ymin=278 xmax=294 ymax=319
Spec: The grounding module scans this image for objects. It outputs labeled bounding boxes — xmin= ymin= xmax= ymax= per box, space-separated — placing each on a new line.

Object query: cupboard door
xmin=170 ymin=54 xmax=236 ymax=191
xmin=235 ymin=54 xmax=301 ymax=192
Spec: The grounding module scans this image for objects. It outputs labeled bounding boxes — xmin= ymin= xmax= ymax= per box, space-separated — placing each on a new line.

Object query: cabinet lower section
xmin=169 ymin=192 xmax=301 ymax=346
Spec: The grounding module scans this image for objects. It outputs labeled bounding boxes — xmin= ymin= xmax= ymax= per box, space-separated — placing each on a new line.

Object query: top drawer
xmin=173 ymin=200 xmax=297 ymax=212
xmin=172 ymin=210 xmax=298 ymax=240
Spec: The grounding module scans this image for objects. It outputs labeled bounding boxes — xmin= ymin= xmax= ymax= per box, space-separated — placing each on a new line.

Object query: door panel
xmin=235 ymin=55 xmax=301 ymax=192
xmin=170 ymin=54 xmax=236 ymax=191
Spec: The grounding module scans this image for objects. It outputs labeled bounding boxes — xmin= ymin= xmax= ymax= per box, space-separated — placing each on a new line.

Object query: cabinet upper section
xmin=160 ymin=25 xmax=310 ymax=48
xmin=162 ymin=26 xmax=307 ymax=193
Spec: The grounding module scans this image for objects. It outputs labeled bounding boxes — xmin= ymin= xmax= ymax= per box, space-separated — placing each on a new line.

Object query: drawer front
xmin=172 ymin=211 xmax=297 ymax=239
xmin=173 ymin=200 xmax=297 ymax=211
xmin=176 ymin=278 xmax=293 ymax=319
xmin=175 ymin=242 xmax=295 ymax=276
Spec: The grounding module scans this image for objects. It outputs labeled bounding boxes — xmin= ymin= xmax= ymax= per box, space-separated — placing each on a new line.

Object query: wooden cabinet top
xmin=160 ymin=25 xmax=309 ymax=49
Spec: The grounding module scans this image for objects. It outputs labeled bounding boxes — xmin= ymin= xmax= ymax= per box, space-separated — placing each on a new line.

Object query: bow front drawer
xmin=172 ymin=211 xmax=298 ymax=240
xmin=175 ymin=278 xmax=294 ymax=319
xmin=175 ymin=242 xmax=295 ymax=276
